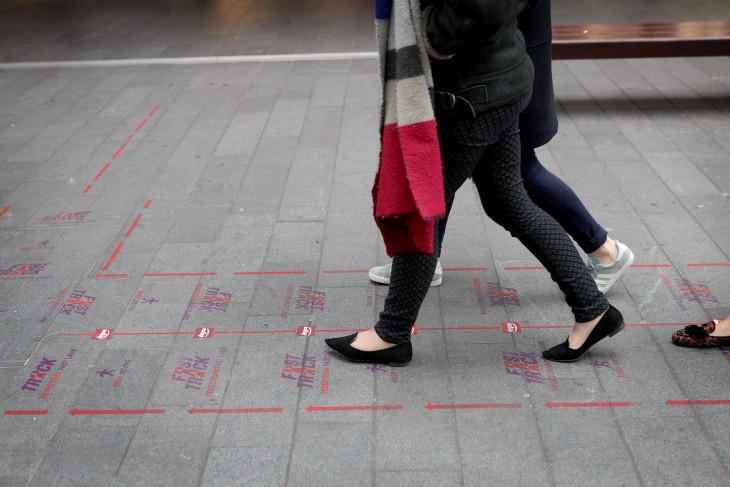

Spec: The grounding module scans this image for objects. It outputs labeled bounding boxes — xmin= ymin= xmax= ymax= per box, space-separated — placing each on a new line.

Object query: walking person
xmin=367 ymin=0 xmax=634 ymax=294
xmin=326 ymin=0 xmax=626 ymax=366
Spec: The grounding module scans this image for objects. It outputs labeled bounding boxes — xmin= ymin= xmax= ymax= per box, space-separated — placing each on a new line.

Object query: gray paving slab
xmin=28 ymin=425 xmax=135 ymax=487
xmin=0 ymin=0 xmax=729 ymax=485
xmin=201 ymin=446 xmax=289 ymax=487
xmin=620 ymin=416 xmax=728 ymax=486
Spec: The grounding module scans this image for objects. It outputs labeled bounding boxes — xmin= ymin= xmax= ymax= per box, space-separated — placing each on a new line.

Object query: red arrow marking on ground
xmin=83 ymin=184 xmax=93 ymax=194
xmin=4 ymin=410 xmax=48 ymax=416
xmin=687 ymin=262 xmax=730 ymax=267
xmin=233 ymin=271 xmax=306 ymax=275
xmin=418 ymin=326 xmax=502 ymax=331
xmin=144 ymin=272 xmax=216 ymax=277
xmin=144 ymin=199 xmax=153 ymax=208
xmin=305 ymin=405 xmax=402 ymax=412
xmin=69 ymin=409 xmax=165 ymax=416
xmin=96 ymin=273 xmax=129 ymax=278
xmin=124 ymin=213 xmax=143 ymax=237
xmin=442 ymin=267 xmax=488 ymax=271
xmin=545 ymin=402 xmax=641 ymax=408
xmin=101 ymin=243 xmax=124 ymax=271
xmin=666 ymin=400 xmax=730 ymax=406
xmin=111 ymin=143 xmax=127 ymax=160
xmin=93 ymin=162 xmax=111 ymax=181
xmin=425 ymin=403 xmax=521 ymax=410
xmin=630 ymin=264 xmax=671 ymax=268
xmin=0 ymin=205 xmax=10 ymax=217
xmin=322 ymin=269 xmax=369 ymax=273
xmin=187 ymin=408 xmax=283 ymax=414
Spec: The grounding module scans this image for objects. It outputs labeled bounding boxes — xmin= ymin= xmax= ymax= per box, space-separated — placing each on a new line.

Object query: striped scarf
xmin=372 ymin=0 xmax=445 ymax=255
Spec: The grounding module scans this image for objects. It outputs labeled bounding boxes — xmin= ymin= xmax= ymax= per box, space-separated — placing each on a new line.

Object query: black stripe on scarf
xmin=385 ymin=44 xmax=425 ymax=82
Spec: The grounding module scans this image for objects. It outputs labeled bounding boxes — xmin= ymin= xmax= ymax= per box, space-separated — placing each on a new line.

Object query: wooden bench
xmin=551 ymin=20 xmax=730 ymax=59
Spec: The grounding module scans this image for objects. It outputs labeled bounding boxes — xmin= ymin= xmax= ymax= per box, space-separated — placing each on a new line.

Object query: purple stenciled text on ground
xmin=58 ymin=289 xmax=96 ymax=317
xmin=473 ymin=278 xmax=488 ymax=315
xmin=281 ymin=353 xmax=317 ymax=388
xmin=502 ymin=351 xmax=544 ymax=384
xmin=367 ymin=364 xmax=399 ymax=383
xmin=171 ymin=354 xmax=210 ymax=391
xmin=199 ymin=287 xmax=231 ymax=314
xmin=182 ymin=283 xmax=203 ymax=321
xmin=675 ymin=278 xmax=720 ymax=305
xmin=486 ymin=282 xmax=521 ymax=307
xmin=205 ymin=347 xmax=227 ymax=397
xmin=366 ymin=287 xmax=388 ymax=309
xmin=294 ymin=286 xmax=326 ymax=312
xmin=0 ymin=263 xmax=51 ymax=281
xmin=22 ymin=349 xmax=77 ymax=398
xmin=19 ymin=240 xmax=54 ymax=251
xmin=590 ymin=351 xmax=626 ymax=379
xmin=281 ymin=282 xmax=295 ymax=318
xmin=719 ymin=347 xmax=730 ymax=364
xmin=39 ymin=287 xmax=71 ymax=324
xmin=35 ymin=211 xmax=92 ymax=225
xmin=537 ymin=340 xmax=560 ymax=390
xmin=320 ymin=352 xmax=332 ymax=394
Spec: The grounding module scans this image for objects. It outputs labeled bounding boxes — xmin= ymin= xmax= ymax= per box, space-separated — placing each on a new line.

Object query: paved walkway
xmin=0 ymin=0 xmax=728 ymax=485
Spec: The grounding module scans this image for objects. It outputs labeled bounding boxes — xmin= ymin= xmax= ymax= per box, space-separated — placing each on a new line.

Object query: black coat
xmin=423 ymin=0 xmax=538 ymax=114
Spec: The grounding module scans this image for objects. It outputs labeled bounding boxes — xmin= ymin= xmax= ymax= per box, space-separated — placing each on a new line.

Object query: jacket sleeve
xmin=423 ymin=0 xmax=532 ymax=58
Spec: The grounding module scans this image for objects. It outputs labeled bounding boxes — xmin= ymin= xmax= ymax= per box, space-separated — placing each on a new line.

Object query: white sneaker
xmin=368 ymin=259 xmax=443 ymax=287
xmin=588 ymin=240 xmax=634 ymax=293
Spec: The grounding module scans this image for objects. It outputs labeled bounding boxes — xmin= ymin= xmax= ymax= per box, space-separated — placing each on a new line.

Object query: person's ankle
xmin=710 ymin=317 xmax=730 ymax=336
xmin=588 ymin=238 xmax=616 ymax=265
xmin=351 ymin=329 xmax=397 ymax=351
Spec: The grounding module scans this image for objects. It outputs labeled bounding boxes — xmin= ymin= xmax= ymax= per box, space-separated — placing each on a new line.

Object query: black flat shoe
xmin=542 ymin=305 xmax=625 ymax=363
xmin=325 ymin=333 xmax=412 ymax=367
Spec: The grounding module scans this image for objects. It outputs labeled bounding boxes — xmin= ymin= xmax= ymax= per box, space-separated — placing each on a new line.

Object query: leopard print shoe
xmin=671 ymin=320 xmax=730 ymax=348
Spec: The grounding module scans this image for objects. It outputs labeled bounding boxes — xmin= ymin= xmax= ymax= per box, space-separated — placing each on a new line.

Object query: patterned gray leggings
xmin=374 ymin=100 xmax=609 ymax=344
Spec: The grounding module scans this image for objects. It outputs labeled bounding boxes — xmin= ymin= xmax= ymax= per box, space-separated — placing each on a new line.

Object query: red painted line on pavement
xmin=187 ymin=408 xmax=284 ymax=414
xmin=687 ymin=262 xmax=730 ymax=267
xmin=322 ymin=269 xmax=368 ymax=274
xmin=215 ymin=330 xmax=294 ymax=335
xmin=306 ymin=405 xmax=401 ymax=412
xmin=626 ymin=323 xmax=689 ymax=328
xmin=443 ymin=267 xmax=488 ymax=272
xmin=114 ymin=331 xmax=192 ymax=336
xmin=233 ymin=271 xmax=306 ymax=275
xmin=56 ymin=333 xmax=93 ymax=337
xmin=4 ymin=410 xmax=48 ymax=416
xmin=149 ymin=104 xmax=161 ymax=116
xmin=124 ymin=214 xmax=143 ymax=237
xmin=70 ymin=409 xmax=165 ymax=416
xmin=522 ymin=325 xmax=573 ymax=329
xmin=425 ymin=403 xmax=521 ymax=410
xmin=545 ymin=402 xmax=641 ymax=408
xmin=504 ymin=266 xmax=545 ymax=270
xmin=144 ymin=272 xmax=216 ymax=277
xmin=666 ymin=400 xmax=730 ymax=406
xmin=419 ymin=325 xmax=502 ymax=331
xmin=111 ymin=143 xmax=127 ymax=160
xmin=127 ymin=134 xmax=134 ymax=142
xmin=101 ymin=243 xmax=124 ymax=271
xmin=317 ymin=329 xmax=367 ymax=333
xmin=0 ymin=205 xmax=11 ymax=217
xmin=93 ymin=162 xmax=111 ymax=182
xmin=135 ymin=118 xmax=149 ymax=132
xmin=630 ymin=264 xmax=671 ymax=268
xmin=83 ymin=184 xmax=93 ymax=194
xmin=143 ymin=199 xmax=153 ymax=208
xmin=96 ymin=273 xmax=129 ymax=278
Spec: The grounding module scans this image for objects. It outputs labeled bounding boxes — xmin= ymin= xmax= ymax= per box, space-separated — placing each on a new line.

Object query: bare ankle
xmin=588 ymin=238 xmax=616 ymax=265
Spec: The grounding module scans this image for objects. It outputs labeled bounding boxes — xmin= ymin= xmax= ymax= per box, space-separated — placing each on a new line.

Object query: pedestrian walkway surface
xmin=0 ymin=0 xmax=729 ymax=486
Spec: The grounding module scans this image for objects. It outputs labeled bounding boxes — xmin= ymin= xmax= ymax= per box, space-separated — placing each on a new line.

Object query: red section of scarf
xmin=373 ymin=120 xmax=445 ymax=255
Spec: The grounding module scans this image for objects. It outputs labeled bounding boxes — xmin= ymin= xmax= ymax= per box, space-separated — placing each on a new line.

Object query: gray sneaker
xmin=588 ymin=240 xmax=634 ymax=293
xmin=369 ymin=259 xmax=443 ymax=287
